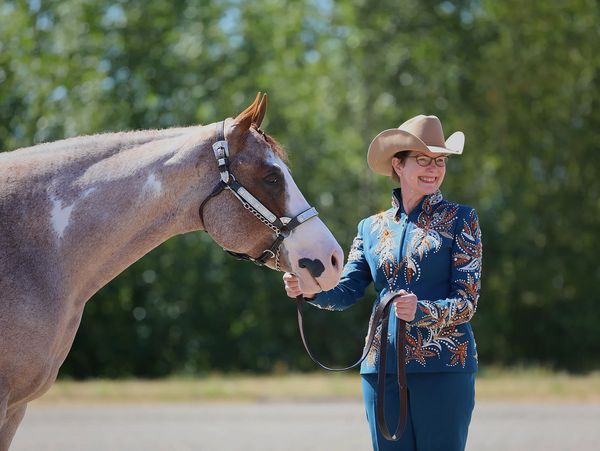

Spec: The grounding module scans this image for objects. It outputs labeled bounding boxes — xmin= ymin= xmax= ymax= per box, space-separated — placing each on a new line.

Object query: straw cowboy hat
xmin=367 ymin=115 xmax=465 ymax=176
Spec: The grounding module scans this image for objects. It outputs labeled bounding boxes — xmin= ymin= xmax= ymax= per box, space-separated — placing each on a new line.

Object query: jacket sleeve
xmin=412 ymin=207 xmax=483 ymax=328
xmin=308 ymin=219 xmax=373 ymax=311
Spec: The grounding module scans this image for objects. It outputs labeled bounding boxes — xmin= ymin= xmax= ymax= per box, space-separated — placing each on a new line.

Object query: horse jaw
xmin=276 ymin=160 xmax=343 ymax=293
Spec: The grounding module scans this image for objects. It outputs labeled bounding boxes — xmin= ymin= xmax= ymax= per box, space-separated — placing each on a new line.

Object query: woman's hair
xmin=391 ymin=151 xmax=410 ymax=184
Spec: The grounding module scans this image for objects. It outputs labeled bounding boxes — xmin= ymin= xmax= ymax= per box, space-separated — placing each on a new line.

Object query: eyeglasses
xmin=407 ymin=155 xmax=448 ymax=167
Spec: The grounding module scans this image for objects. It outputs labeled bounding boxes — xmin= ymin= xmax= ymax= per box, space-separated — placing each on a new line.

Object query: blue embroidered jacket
xmin=309 ymin=189 xmax=482 ymax=374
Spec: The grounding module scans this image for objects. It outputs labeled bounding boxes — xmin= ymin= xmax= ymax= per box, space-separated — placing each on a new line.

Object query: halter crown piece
xmin=198 ymin=121 xmax=319 ymax=271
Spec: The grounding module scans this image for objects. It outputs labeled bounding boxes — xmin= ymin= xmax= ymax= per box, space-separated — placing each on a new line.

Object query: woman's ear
xmin=391 ymin=157 xmax=403 ymax=177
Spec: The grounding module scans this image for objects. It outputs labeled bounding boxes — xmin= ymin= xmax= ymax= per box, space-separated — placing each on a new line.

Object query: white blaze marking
xmin=281 ymin=164 xmax=309 ymax=215
xmin=269 ymin=153 xmax=343 ymax=291
xmin=267 ymin=153 xmax=307 ymax=215
xmin=143 ymin=173 xmax=162 ymax=196
xmin=50 ymin=196 xmax=74 ymax=239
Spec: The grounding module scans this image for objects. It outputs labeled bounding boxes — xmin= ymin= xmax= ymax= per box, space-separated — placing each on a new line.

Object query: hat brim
xmin=367 ymin=130 xmax=464 ymax=176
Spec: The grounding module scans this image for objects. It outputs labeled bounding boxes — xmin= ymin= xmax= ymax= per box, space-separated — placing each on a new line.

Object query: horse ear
xmin=252 ymin=93 xmax=267 ymax=128
xmin=229 ymin=93 xmax=261 ymax=138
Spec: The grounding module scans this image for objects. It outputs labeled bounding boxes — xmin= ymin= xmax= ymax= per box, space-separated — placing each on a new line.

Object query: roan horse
xmin=0 ymin=93 xmax=343 ymax=449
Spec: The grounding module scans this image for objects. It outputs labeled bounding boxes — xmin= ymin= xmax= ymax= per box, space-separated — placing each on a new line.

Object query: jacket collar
xmin=392 ymin=188 xmax=444 ymax=221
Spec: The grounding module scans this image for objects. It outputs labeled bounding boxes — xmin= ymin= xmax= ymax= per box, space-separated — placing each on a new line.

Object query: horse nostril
xmin=298 ymin=258 xmax=325 ymax=278
xmin=331 ymin=248 xmax=343 ymax=271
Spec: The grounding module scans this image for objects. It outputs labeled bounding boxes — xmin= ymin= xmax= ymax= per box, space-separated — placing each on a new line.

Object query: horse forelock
xmin=251 ymin=126 xmax=289 ymax=164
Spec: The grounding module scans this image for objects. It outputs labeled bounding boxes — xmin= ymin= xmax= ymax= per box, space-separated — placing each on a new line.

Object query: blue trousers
xmin=361 ymin=372 xmax=476 ymax=451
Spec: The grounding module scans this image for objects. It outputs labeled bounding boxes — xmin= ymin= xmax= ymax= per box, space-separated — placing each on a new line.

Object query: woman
xmin=283 ymin=115 xmax=482 ymax=451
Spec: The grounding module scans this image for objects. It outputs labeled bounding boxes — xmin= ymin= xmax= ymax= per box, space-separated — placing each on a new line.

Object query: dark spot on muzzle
xmin=298 ymin=258 xmax=325 ymax=278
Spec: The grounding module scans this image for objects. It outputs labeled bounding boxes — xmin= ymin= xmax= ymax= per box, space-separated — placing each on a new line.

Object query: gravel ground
xmin=10 ymin=401 xmax=600 ymax=451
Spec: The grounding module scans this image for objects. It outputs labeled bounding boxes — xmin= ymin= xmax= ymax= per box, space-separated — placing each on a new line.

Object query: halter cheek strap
xmin=199 ymin=121 xmax=319 ymax=271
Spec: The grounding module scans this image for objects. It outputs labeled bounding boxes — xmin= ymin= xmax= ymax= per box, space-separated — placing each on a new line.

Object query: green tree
xmin=2 ymin=0 xmax=599 ymax=376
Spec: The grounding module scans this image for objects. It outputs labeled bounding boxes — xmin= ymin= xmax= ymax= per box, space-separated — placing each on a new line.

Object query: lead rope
xmin=295 ymin=291 xmax=408 ymax=441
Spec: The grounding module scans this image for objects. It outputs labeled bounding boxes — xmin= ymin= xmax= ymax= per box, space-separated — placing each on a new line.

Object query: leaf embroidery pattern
xmin=347 ymin=236 xmax=364 ymax=263
xmin=453 ymin=210 xmax=482 ymax=273
xmin=365 ymin=193 xmax=482 ymax=369
xmin=371 ymin=211 xmax=402 ymax=289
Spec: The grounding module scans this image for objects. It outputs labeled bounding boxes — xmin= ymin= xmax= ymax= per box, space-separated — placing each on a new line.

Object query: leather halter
xmin=198 ymin=121 xmax=319 ymax=271
xmin=296 ymin=291 xmax=408 ymax=441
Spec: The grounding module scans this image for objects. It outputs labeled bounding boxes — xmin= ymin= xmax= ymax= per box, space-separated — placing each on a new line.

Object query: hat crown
xmin=367 ymin=114 xmax=464 ymax=176
xmin=398 ymin=115 xmax=445 ymax=148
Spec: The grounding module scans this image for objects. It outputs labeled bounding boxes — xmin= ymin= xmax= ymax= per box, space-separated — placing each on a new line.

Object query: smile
xmin=418 ymin=176 xmax=437 ymax=183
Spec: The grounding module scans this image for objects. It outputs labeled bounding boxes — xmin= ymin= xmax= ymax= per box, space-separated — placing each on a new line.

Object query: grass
xmin=38 ymin=373 xmax=359 ymax=404
xmin=35 ymin=368 xmax=600 ymax=405
xmin=475 ymin=367 xmax=600 ymax=402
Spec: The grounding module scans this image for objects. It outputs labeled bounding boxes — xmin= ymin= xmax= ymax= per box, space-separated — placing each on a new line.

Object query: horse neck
xmin=1 ymin=124 xmax=218 ymax=305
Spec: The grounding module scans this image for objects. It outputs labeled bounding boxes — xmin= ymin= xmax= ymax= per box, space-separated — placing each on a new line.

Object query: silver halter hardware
xmin=199 ymin=121 xmax=319 ymax=271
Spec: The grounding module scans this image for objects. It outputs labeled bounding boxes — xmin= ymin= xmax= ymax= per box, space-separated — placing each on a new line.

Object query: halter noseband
xmin=198 ymin=121 xmax=319 ymax=271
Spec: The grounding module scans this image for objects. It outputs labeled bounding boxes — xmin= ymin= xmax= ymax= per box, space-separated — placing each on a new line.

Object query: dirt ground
xmin=10 ymin=401 xmax=600 ymax=450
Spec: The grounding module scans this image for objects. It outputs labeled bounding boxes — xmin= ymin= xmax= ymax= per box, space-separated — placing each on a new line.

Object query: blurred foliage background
xmin=1 ymin=0 xmax=599 ymax=377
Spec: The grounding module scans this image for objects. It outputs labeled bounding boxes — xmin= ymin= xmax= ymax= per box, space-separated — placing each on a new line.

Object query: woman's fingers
xmin=283 ymin=272 xmax=297 ymax=285
xmin=283 ymin=272 xmax=303 ymax=298
xmin=394 ymin=293 xmax=417 ymax=321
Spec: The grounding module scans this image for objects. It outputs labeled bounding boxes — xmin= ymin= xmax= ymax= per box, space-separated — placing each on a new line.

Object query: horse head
xmin=199 ymin=93 xmax=343 ymax=292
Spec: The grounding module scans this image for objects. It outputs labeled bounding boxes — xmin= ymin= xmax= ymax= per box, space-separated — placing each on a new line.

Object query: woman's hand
xmin=283 ymin=273 xmax=317 ymax=299
xmin=394 ymin=290 xmax=417 ymax=321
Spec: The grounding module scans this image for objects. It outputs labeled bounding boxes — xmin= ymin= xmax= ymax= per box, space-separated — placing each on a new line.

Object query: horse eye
xmin=264 ymin=174 xmax=279 ymax=184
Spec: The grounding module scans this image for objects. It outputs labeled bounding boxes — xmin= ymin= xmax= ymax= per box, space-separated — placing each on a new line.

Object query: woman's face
xmin=392 ymin=150 xmax=447 ymax=197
